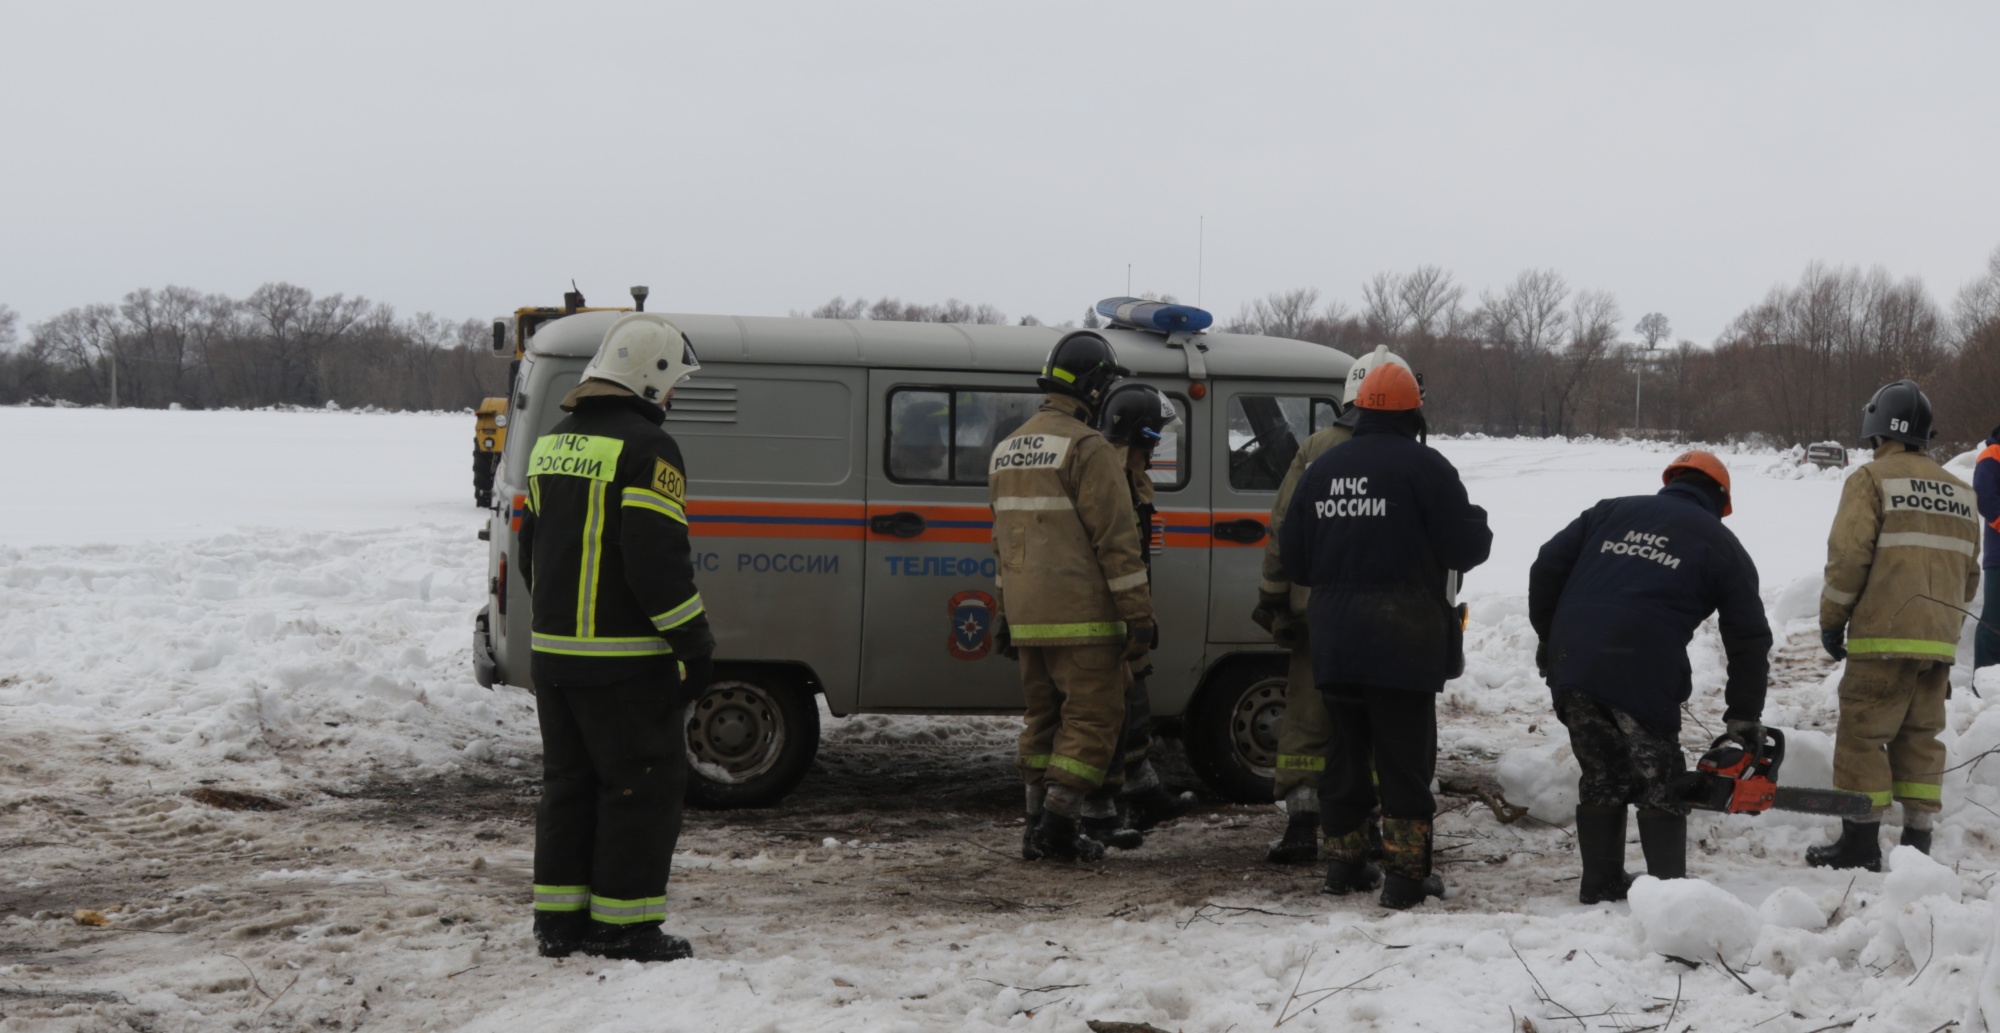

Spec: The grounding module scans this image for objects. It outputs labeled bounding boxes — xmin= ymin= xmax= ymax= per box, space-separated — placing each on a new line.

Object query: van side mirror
xmin=491 ymin=320 xmax=510 ymax=357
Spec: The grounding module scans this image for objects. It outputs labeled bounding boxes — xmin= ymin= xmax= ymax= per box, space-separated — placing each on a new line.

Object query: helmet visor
xmin=681 ymin=334 xmax=701 ymax=374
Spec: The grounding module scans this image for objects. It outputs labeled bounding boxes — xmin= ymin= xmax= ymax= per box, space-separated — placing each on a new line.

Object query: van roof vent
xmin=665 ymin=382 xmax=737 ymax=423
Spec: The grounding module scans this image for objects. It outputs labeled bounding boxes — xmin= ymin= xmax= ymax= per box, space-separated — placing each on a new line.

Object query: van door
xmin=860 ymin=371 xmax=1040 ymax=710
xmin=1207 ymin=382 xmax=1341 ymax=643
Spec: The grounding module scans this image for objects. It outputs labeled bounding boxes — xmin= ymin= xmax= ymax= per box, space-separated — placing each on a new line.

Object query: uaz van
xmin=472 ymin=296 xmax=1354 ymax=807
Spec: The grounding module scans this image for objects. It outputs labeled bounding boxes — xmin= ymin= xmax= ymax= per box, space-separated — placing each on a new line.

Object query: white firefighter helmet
xmin=582 ymin=313 xmax=701 ymax=405
xmin=1341 ymin=344 xmax=1414 ymax=408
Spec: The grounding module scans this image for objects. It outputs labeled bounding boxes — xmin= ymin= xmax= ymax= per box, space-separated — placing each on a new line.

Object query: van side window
xmin=1228 ymin=394 xmax=1339 ymax=491
xmin=887 ymin=389 xmax=1041 ymax=485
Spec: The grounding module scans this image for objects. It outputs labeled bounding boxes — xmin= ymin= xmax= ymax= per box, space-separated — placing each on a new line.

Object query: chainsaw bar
xmin=1771 ymin=786 xmax=1874 ymax=817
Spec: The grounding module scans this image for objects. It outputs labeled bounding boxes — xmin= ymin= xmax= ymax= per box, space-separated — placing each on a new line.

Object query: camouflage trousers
xmin=1556 ymin=691 xmax=1689 ymax=815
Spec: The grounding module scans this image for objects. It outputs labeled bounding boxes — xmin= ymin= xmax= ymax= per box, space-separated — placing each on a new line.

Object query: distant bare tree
xmin=1635 ymin=312 xmax=1671 ymax=351
xmin=1082 ymin=307 xmax=1102 ymax=329
xmin=1398 ymin=266 xmax=1463 ymax=340
xmin=0 ymin=305 xmax=16 ymax=350
xmin=810 ymin=296 xmax=868 ymax=320
xmin=1545 ymin=289 xmax=1621 ymax=436
xmin=1361 ymin=273 xmax=1407 ymax=338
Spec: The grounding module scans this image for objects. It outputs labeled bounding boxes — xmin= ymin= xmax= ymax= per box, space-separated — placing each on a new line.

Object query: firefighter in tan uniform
xmin=1811 ymin=380 xmax=1981 ymax=871
xmin=989 ymin=331 xmax=1156 ymax=862
xmin=1252 ymin=346 xmax=1406 ymax=863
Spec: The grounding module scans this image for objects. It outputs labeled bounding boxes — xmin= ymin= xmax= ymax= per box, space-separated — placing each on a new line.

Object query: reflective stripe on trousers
xmin=591 ymin=893 xmax=667 ymax=926
xmin=533 ymin=884 xmax=590 ymax=912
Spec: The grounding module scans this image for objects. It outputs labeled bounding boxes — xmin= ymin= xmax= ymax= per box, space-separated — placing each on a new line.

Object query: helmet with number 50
xmin=1859 ymin=379 xmax=1935 ymax=448
xmin=583 ymin=313 xmax=702 ymax=406
xmin=1342 ymin=345 xmax=1417 ymax=409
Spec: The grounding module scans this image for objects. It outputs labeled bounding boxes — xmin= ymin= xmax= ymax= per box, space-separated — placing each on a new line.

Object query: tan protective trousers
xmin=1273 ymin=622 xmax=1336 ymax=800
xmin=1017 ymin=644 xmax=1127 ymax=795
xmin=1834 ymin=657 xmax=1948 ymax=814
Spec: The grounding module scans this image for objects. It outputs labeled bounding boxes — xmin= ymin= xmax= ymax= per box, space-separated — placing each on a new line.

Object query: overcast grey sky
xmin=4 ymin=2 xmax=1997 ymax=343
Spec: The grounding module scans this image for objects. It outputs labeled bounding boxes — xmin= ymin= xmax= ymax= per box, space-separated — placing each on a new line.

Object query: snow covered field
xmin=1 ymin=405 xmax=1996 ymax=1032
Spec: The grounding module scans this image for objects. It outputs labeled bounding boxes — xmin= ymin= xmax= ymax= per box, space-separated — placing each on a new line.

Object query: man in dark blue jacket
xmin=1976 ymin=426 xmax=1999 ymax=670
xmin=1528 ymin=450 xmax=1770 ymax=904
xmin=1280 ymin=362 xmax=1492 ymax=909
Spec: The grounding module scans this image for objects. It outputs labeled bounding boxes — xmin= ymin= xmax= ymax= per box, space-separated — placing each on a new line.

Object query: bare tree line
xmin=1220 ymin=251 xmax=2000 ymax=453
xmin=12 ymin=252 xmax=2000 ymax=452
xmin=0 ymin=284 xmax=508 ymax=410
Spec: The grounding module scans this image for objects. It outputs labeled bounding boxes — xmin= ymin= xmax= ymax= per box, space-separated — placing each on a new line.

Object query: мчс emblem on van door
xmin=947 ymin=590 xmax=995 ymax=660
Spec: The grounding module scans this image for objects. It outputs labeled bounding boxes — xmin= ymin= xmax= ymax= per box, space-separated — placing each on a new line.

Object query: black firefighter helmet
xmin=1860 ymin=379 xmax=1935 ymax=447
xmin=1097 ymin=381 xmax=1182 ymax=448
xmin=1038 ymin=331 xmax=1129 ymax=411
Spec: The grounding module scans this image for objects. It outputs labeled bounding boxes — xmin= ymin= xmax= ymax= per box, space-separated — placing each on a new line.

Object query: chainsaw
xmin=1679 ymin=728 xmax=1873 ymax=817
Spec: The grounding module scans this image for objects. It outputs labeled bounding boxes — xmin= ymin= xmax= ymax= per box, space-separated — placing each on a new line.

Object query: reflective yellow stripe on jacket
xmin=531 ymin=634 xmax=674 ymax=657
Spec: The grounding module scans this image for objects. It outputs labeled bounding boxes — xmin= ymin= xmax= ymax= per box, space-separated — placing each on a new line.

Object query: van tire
xmin=683 ymin=668 xmax=820 ymax=809
xmin=1183 ymin=656 xmax=1287 ymax=803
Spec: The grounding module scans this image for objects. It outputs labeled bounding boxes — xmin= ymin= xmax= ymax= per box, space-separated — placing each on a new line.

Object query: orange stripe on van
xmin=866 ymin=503 xmax=994 ymax=544
xmin=687 ymin=499 xmax=869 ymax=541
xmin=1157 ymin=509 xmax=1215 ymax=549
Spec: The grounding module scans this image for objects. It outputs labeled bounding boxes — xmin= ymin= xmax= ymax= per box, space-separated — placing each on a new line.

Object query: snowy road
xmin=1 ymin=407 xmax=1996 ymax=1032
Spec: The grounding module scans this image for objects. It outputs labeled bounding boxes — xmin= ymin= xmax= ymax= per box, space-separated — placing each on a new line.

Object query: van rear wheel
xmin=684 ymin=669 xmax=819 ymax=809
xmin=1184 ymin=658 xmax=1286 ymax=803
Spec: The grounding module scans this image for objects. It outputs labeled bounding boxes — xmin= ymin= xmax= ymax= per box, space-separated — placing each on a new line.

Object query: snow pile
xmin=1629 ymin=875 xmax=1764 ymax=960
xmin=1494 ymin=743 xmax=1579 ymax=824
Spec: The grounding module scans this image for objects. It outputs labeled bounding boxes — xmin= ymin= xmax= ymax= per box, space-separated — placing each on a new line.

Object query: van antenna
xmin=1126 ymin=264 xmax=1132 ymax=295
xmin=1197 ymin=216 xmax=1204 ymax=308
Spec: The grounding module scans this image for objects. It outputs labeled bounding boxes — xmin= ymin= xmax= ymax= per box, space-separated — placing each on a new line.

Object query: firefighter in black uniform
xmin=1529 ymin=451 xmax=1770 ymax=902
xmin=1085 ymin=382 xmax=1197 ymax=847
xmin=518 ymin=312 xmax=714 ymax=962
xmin=1279 ymin=362 xmax=1492 ymax=909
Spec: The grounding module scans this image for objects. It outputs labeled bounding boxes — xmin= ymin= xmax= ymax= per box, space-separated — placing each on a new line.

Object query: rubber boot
xmin=1267 ymin=811 xmax=1321 ymax=865
xmin=1029 ymin=810 xmax=1106 ymax=863
xmin=1575 ymin=804 xmax=1635 ymax=904
xmin=1021 ymin=785 xmax=1045 ymax=861
xmin=581 ymin=923 xmax=693 ymax=963
xmin=1901 ymin=807 xmax=1934 ymax=855
xmin=1635 ymin=808 xmax=1686 ymax=881
xmin=533 ymin=911 xmax=589 ymax=959
xmin=1320 ymin=824 xmax=1382 ymax=895
xmin=1377 ymin=817 xmax=1443 ymax=910
xmin=1121 ymin=783 xmax=1196 ymax=831
xmin=1900 ymin=825 xmax=1932 ymax=854
xmin=1088 ymin=812 xmax=1152 ymax=852
xmin=1806 ymin=819 xmax=1882 ymax=872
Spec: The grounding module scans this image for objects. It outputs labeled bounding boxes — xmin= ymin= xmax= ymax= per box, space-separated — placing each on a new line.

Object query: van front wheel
xmin=1184 ymin=658 xmax=1286 ymax=803
xmin=683 ymin=669 xmax=820 ymax=809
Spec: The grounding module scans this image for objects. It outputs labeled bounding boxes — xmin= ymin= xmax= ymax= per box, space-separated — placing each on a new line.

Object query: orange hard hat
xmin=1662 ymin=449 xmax=1732 ymax=516
xmin=1354 ymin=362 xmax=1423 ymax=411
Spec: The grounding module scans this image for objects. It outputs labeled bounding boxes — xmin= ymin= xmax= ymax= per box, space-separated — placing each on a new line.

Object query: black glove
xmin=1820 ymin=625 xmax=1848 ymax=662
xmin=1725 ymin=718 xmax=1763 ymax=750
xmin=1534 ymin=641 xmax=1550 ymax=680
xmin=1123 ymin=620 xmax=1155 ymax=663
xmin=1271 ymin=611 xmax=1304 ymax=650
xmin=994 ymin=617 xmax=1018 ymax=661
xmin=678 ymin=653 xmax=715 ymax=694
xmin=1250 ymin=590 xmax=1289 ymax=634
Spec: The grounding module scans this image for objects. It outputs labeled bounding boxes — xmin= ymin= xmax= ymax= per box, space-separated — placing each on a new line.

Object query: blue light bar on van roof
xmin=1095 ymin=297 xmax=1214 ymax=335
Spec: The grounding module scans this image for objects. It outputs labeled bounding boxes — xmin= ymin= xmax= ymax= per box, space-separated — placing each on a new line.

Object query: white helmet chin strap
xmin=584 ymin=313 xmax=700 ymax=404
